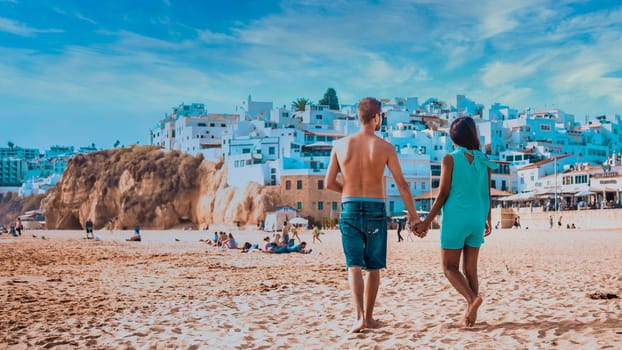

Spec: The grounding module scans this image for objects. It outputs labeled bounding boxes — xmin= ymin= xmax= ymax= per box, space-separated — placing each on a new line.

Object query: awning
xmin=574 ymin=190 xmax=596 ymax=197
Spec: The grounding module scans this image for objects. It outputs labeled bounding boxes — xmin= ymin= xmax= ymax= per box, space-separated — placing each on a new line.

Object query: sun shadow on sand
xmin=468 ymin=319 xmax=621 ymax=333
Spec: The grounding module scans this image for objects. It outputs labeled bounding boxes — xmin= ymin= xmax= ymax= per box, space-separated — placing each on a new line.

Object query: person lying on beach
xmin=267 ymin=241 xmax=313 ymax=254
xmin=289 ymin=241 xmax=313 ymax=254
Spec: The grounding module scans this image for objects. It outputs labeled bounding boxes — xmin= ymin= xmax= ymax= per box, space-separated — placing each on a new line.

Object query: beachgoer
xmin=312 ymin=225 xmax=323 ymax=243
xmin=16 ymin=218 xmax=23 ymax=236
xmin=85 ymin=218 xmax=94 ymax=239
xmin=290 ymin=224 xmax=302 ymax=243
xmin=213 ymin=232 xmax=219 ymax=246
xmin=228 ymin=233 xmax=238 ymax=249
xmin=397 ymin=219 xmax=404 ymax=242
xmin=415 ymin=116 xmax=497 ymax=328
xmin=126 ymin=227 xmax=141 ymax=242
xmin=571 ymin=223 xmax=576 ymax=229
xmin=289 ymin=241 xmax=312 ymax=254
xmin=325 ymin=97 xmax=423 ymax=333
xmin=281 ymin=221 xmax=290 ymax=245
xmin=549 ymin=215 xmax=554 ymax=229
xmin=10 ymin=223 xmax=17 ymax=236
xmin=558 ymin=216 xmax=563 ymax=228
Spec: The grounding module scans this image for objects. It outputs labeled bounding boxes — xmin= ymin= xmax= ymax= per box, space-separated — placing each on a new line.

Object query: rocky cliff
xmin=0 ymin=192 xmax=45 ymax=227
xmin=42 ymin=146 xmax=281 ymax=230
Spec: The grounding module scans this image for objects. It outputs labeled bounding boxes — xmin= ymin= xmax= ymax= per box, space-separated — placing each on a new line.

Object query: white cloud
xmin=0 ymin=17 xmax=63 ymax=36
xmin=75 ymin=13 xmax=96 ymax=25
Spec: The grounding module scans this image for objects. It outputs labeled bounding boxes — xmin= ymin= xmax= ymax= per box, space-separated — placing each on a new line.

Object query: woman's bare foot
xmin=465 ymin=295 xmax=483 ymax=327
xmin=350 ymin=318 xmax=366 ymax=333
xmin=367 ymin=318 xmax=385 ymax=329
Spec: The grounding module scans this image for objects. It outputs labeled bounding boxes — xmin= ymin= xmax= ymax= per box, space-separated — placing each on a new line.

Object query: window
xmin=318 ymin=201 xmax=324 ymax=210
xmin=221 ymin=123 xmax=226 ymax=127
xmin=432 ymin=179 xmax=440 ymax=188
xmin=491 ymin=180 xmax=497 ymax=189
xmin=297 ymin=202 xmax=302 ymax=210
xmin=271 ymin=168 xmax=276 ymax=174
xmin=269 ymin=147 xmax=275 ymax=155
xmin=332 ymin=201 xmax=338 ymax=211
xmin=198 ymin=123 xmax=206 ymax=127
xmin=210 ymin=123 xmax=215 ymax=127
xmin=297 ymin=180 xmax=303 ymax=189
xmin=318 ymin=180 xmax=324 ymax=190
xmin=316 ymin=114 xmax=323 ymax=120
xmin=242 ymin=148 xmax=250 ymax=154
xmin=502 ymin=180 xmax=507 ymax=190
xmin=389 ymin=201 xmax=394 ymax=214
xmin=540 ymin=124 xmax=551 ymax=132
xmin=285 ymin=180 xmax=291 ymax=190
xmin=421 ymin=182 xmax=426 ymax=189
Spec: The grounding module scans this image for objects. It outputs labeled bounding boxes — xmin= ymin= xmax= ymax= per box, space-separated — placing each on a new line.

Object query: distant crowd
xmin=203 ymin=221 xmax=323 ymax=254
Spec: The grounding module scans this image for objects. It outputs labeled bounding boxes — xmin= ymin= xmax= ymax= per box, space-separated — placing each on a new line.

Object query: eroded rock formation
xmin=42 ymin=146 xmax=280 ymax=229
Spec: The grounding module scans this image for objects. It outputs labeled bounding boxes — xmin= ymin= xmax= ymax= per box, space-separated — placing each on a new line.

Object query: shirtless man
xmin=325 ymin=97 xmax=423 ymax=333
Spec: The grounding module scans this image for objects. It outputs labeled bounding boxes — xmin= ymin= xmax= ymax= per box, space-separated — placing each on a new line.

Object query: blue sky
xmin=1 ymin=0 xmax=622 ymax=150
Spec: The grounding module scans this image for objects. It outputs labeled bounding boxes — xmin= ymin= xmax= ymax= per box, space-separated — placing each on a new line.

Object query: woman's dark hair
xmin=450 ymin=116 xmax=481 ymax=150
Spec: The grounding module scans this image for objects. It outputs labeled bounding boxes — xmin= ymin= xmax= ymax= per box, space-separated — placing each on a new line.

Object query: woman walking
xmin=416 ymin=116 xmax=497 ymax=327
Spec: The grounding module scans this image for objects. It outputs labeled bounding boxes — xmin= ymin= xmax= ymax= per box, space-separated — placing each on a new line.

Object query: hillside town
xmin=2 ymin=93 xmax=622 ymax=224
xmin=148 ymin=93 xmax=622 ymax=222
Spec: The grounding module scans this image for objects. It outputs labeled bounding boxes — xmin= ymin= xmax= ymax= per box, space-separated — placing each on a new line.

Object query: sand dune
xmin=0 ymin=227 xmax=620 ymax=349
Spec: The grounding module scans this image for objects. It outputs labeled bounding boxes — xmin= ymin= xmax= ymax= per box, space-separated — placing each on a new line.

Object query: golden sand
xmin=0 ymin=227 xmax=620 ymax=349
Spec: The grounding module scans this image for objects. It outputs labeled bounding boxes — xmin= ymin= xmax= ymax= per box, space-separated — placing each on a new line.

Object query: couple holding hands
xmin=325 ymin=97 xmax=496 ymax=332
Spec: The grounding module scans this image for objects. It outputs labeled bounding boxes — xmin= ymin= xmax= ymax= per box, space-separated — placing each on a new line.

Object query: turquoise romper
xmin=440 ymin=146 xmax=498 ymax=249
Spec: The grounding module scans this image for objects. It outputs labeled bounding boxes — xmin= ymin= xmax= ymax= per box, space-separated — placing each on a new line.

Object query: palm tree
xmin=7 ymin=141 xmax=14 ymax=148
xmin=291 ymin=97 xmax=310 ymax=112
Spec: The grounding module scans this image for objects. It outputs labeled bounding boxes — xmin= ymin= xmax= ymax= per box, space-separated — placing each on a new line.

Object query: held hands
xmin=411 ymin=218 xmax=428 ymax=238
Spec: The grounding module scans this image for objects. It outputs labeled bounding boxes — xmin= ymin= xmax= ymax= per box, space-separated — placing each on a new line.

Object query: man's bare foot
xmin=465 ymin=295 xmax=483 ymax=327
xmin=350 ymin=318 xmax=366 ymax=333
xmin=367 ymin=318 xmax=385 ymax=329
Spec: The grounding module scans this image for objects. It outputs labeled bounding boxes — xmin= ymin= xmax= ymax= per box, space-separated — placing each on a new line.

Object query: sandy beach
xmin=1 ymin=227 xmax=620 ymax=349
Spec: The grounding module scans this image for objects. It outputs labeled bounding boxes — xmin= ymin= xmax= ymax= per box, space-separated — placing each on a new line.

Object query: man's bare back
xmin=332 ymin=133 xmax=391 ymax=199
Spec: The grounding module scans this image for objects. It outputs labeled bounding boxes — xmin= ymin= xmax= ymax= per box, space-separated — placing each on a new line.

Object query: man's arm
xmin=325 ymin=148 xmax=342 ymax=193
xmin=422 ymin=154 xmax=453 ymax=227
xmin=386 ymin=146 xmax=420 ymax=223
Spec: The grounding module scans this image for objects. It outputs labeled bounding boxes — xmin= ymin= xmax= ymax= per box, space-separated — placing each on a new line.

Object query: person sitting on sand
xmin=218 ymin=232 xmax=229 ymax=248
xmin=227 ymin=233 xmax=238 ymax=249
xmin=212 ymin=231 xmax=219 ymax=246
xmin=263 ymin=236 xmax=275 ymax=252
xmin=126 ymin=227 xmax=141 ymax=242
xmin=312 ymin=225 xmax=323 ymax=243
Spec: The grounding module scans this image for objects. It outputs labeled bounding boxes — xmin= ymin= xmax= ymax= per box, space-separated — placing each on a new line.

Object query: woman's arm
xmin=423 ymin=154 xmax=453 ymax=227
xmin=486 ymin=168 xmax=492 ymax=236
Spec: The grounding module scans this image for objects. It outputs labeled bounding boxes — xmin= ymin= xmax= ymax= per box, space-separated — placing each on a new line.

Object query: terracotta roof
xmin=517 ymin=155 xmax=572 ymax=171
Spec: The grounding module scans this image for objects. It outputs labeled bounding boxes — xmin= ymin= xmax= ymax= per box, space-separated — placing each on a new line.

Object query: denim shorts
xmin=340 ymin=200 xmax=387 ymax=270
